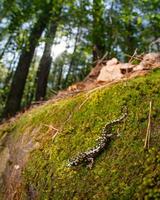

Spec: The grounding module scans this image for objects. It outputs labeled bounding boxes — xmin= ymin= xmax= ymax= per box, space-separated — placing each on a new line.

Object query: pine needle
xmin=144 ymin=101 xmax=152 ymax=149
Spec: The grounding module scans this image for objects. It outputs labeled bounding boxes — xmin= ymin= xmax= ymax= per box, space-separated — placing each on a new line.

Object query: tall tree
xmin=65 ymin=27 xmax=81 ymax=86
xmin=35 ymin=21 xmax=59 ymax=101
xmin=92 ymin=0 xmax=106 ymax=65
xmin=3 ymin=1 xmax=54 ymax=117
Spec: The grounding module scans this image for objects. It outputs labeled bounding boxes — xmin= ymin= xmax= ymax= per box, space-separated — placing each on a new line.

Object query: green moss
xmin=136 ymin=147 xmax=160 ymax=200
xmin=1 ymin=69 xmax=160 ymax=199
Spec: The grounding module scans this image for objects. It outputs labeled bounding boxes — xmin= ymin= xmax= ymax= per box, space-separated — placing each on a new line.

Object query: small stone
xmin=133 ymin=64 xmax=144 ymax=71
xmin=107 ymin=58 xmax=119 ymax=66
xmin=14 ymin=165 xmax=20 ymax=170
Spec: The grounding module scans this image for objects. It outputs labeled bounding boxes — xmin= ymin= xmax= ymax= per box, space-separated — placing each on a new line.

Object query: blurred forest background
xmin=0 ymin=0 xmax=160 ymax=119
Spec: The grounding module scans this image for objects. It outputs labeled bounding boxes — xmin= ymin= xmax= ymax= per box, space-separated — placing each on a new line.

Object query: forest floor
xmin=0 ymin=56 xmax=160 ymax=199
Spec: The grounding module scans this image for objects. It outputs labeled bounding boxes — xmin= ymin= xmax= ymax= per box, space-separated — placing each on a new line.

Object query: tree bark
xmin=125 ymin=23 xmax=136 ymax=58
xmin=92 ymin=0 xmax=106 ymax=66
xmin=3 ymin=7 xmax=52 ymax=117
xmin=56 ymin=64 xmax=63 ymax=90
xmin=35 ymin=23 xmax=58 ymax=101
xmin=65 ymin=27 xmax=81 ymax=86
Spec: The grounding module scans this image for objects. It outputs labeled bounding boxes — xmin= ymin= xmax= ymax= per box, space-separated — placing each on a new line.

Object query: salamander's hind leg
xmin=87 ymin=157 xmax=94 ymax=169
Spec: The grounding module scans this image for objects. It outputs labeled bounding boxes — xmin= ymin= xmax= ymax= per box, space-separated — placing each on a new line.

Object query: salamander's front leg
xmin=87 ymin=157 xmax=94 ymax=169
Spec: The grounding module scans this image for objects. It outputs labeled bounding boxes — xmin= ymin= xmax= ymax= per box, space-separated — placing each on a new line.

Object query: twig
xmin=43 ymin=124 xmax=59 ymax=132
xmin=124 ymin=49 xmax=138 ymax=78
xmin=149 ymin=38 xmax=160 ymax=52
xmin=97 ymin=51 xmax=108 ymax=65
xmin=52 ymin=131 xmax=59 ymax=140
xmin=61 ymin=111 xmax=73 ymax=127
xmin=124 ymin=54 xmax=142 ymax=61
xmin=78 ymin=95 xmax=90 ymax=109
xmin=147 ymin=101 xmax=152 ymax=149
xmin=43 ymin=124 xmax=59 ymax=140
xmin=129 ymin=48 xmax=137 ymax=63
xmin=144 ymin=101 xmax=152 ymax=149
xmin=93 ymin=51 xmax=108 ymax=65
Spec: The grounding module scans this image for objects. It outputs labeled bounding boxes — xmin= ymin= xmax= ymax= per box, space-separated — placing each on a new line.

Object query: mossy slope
xmin=1 ymin=69 xmax=160 ymax=200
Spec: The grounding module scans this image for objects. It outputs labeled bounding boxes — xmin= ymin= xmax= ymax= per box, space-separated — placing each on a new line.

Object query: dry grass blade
xmin=144 ymin=101 xmax=152 ymax=149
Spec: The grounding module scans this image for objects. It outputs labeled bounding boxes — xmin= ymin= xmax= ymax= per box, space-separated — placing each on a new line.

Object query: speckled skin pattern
xmin=68 ymin=111 xmax=127 ymax=168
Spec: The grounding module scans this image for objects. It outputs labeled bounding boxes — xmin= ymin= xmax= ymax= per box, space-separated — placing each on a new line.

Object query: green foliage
xmin=0 ymin=62 xmax=9 ymax=116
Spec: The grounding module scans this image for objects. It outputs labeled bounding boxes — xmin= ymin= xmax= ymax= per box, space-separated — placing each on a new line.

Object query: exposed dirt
xmin=0 ymin=124 xmax=58 ymax=200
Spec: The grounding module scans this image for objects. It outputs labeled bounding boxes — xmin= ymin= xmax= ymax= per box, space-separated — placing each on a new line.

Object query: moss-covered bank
xmin=0 ymin=69 xmax=160 ymax=200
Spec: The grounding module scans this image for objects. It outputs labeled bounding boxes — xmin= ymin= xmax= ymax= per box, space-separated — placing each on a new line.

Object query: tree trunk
xmin=35 ymin=23 xmax=58 ymax=101
xmin=3 ymin=8 xmax=52 ymax=118
xmin=92 ymin=0 xmax=106 ymax=66
xmin=65 ymin=27 xmax=81 ymax=86
xmin=124 ymin=22 xmax=137 ymax=61
xmin=56 ymin=64 xmax=63 ymax=90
